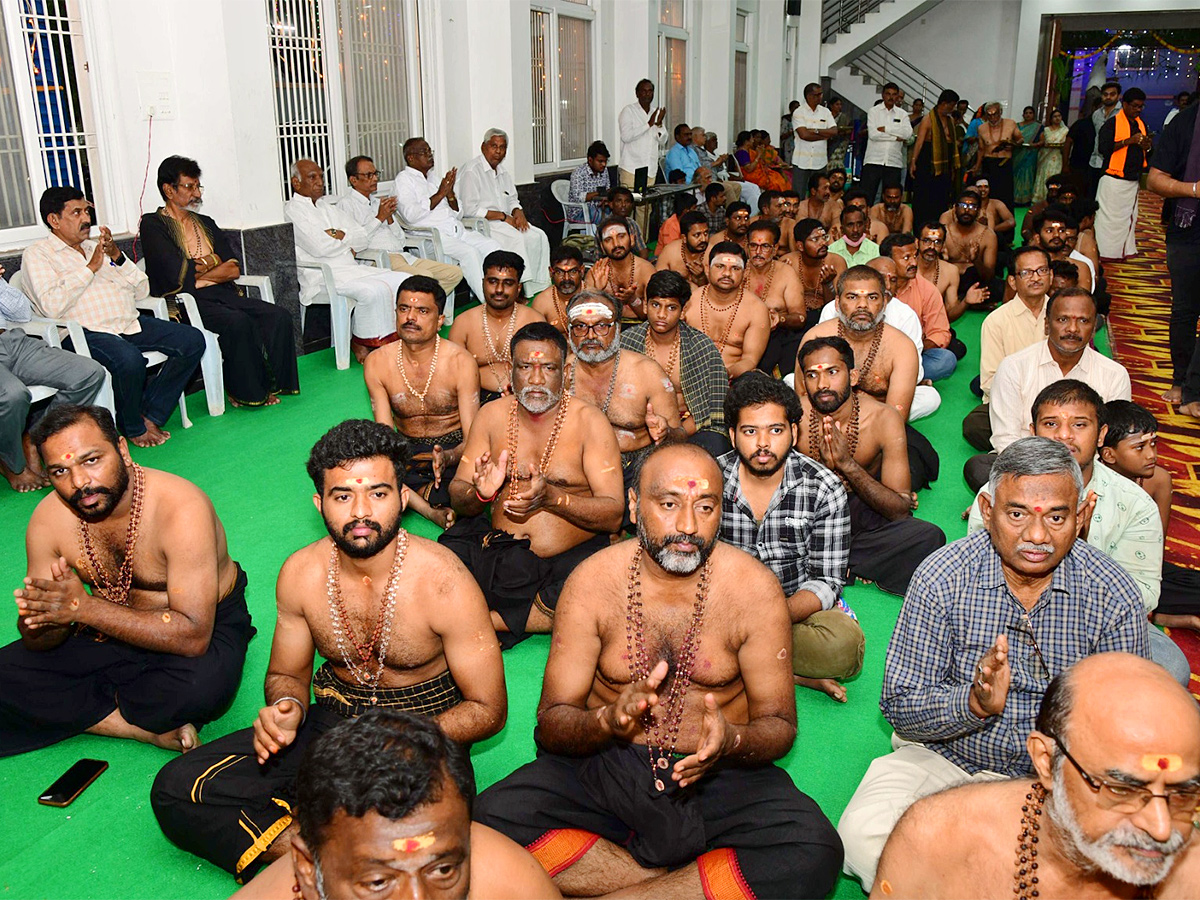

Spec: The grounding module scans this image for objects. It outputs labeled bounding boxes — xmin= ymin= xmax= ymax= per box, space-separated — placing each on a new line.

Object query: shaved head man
xmin=874 ymin=653 xmax=1200 ymax=898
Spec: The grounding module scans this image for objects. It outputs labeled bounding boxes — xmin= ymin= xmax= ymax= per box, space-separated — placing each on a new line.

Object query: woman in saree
xmin=734 ymin=130 xmax=790 ymax=192
xmin=1013 ymin=106 xmax=1044 ymax=205
xmin=1032 ymin=109 xmax=1068 ymax=204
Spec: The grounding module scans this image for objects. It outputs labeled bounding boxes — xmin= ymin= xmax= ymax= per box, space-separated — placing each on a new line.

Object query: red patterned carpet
xmin=1103 ymin=192 xmax=1200 ymax=695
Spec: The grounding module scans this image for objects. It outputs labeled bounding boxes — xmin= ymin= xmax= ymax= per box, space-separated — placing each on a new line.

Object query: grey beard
xmin=1046 ymin=758 xmax=1185 ymax=887
xmin=187 ymin=198 xmax=204 ymax=211
xmin=570 ymin=333 xmax=620 ymax=364
xmin=517 ymin=386 xmax=561 ymax=414
xmin=836 ymin=306 xmax=884 ymax=334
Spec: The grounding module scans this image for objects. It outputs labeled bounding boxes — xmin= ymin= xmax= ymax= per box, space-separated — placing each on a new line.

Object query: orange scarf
xmin=1105 ymin=113 xmax=1148 ymax=178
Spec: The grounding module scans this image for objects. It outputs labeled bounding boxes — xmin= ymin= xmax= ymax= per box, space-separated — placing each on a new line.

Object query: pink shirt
xmin=895 ymin=273 xmax=950 ymax=349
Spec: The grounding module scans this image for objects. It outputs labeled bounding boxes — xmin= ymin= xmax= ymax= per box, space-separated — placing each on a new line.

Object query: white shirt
xmin=335 ymin=189 xmax=416 ymax=261
xmin=989 ymin=340 xmax=1132 ymax=452
xmin=864 ymin=102 xmax=914 ymax=169
xmin=618 ymin=101 xmax=667 ymax=172
xmin=283 ymin=194 xmax=372 ymax=303
xmin=393 ymin=167 xmax=466 ymax=237
xmin=458 ymin=155 xmax=521 ymax=220
xmin=791 ymin=102 xmax=837 ymax=169
xmin=1165 ymin=108 xmax=1180 ymax=127
xmin=820 ymin=296 xmax=926 ymax=381
xmin=1069 ymin=248 xmax=1096 ymax=285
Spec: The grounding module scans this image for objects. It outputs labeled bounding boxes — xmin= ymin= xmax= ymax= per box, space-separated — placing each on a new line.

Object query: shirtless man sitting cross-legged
xmin=474 ymin=442 xmax=844 ymax=899
xmin=585 ymin=216 xmax=654 ymax=322
xmin=682 ymin=240 xmax=771 ymax=377
xmin=0 ymin=404 xmax=253 ymax=758
xmin=151 ymin=419 xmax=505 ymax=883
xmin=743 ymin=220 xmax=807 ymax=378
xmin=654 ymin=209 xmax=710 ymax=289
xmin=531 ymin=244 xmax=586 ymax=337
xmin=440 ymin=322 xmax=623 ymax=648
xmin=447 ymin=250 xmax=545 ymax=404
xmin=365 ymin=275 xmax=481 ymax=528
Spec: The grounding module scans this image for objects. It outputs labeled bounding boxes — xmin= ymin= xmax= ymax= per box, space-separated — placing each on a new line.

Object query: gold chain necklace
xmin=396 ymin=335 xmax=439 ymax=414
xmin=481 ymin=306 xmax=518 ymax=392
xmin=504 ymin=394 xmax=571 ymax=499
xmin=643 ymin=328 xmax=680 ymax=381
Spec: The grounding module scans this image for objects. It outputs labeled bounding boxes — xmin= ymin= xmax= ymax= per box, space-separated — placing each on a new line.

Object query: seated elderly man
xmin=474 ymin=441 xmax=844 ymax=900
xmin=567 ymin=140 xmax=611 ymax=226
xmin=284 ymin=159 xmax=410 ymax=363
xmin=964 ymin=288 xmax=1130 ymax=491
xmin=620 ymin=270 xmax=731 ymax=458
xmin=837 ymin=437 xmax=1151 ymax=890
xmin=0 ymin=266 xmax=106 ymax=492
xmin=394 ymin=137 xmax=502 ymax=304
xmin=229 ymin=710 xmax=560 ymax=900
xmin=700 ymin=130 xmax=760 ymax=210
xmin=441 ymin=323 xmax=623 ymax=648
xmin=690 ymin=125 xmax=740 ymax=206
xmin=872 ymin=653 xmax=1200 ymax=899
xmin=965 ymin=380 xmax=1188 ymax=687
xmin=719 ymin=371 xmax=864 ymax=702
xmin=141 ymin=155 xmax=299 ymax=408
xmin=336 ymin=154 xmax=464 ymax=298
xmin=23 ymin=186 xmax=204 ymax=447
xmin=458 ymin=129 xmax=551 ymax=295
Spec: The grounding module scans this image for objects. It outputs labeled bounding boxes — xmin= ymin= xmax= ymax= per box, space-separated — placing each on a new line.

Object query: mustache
xmin=343 ymin=518 xmax=382 ymax=536
xmin=69 ymin=486 xmax=116 ymax=505
xmin=1016 ymin=542 xmax=1054 ymax=554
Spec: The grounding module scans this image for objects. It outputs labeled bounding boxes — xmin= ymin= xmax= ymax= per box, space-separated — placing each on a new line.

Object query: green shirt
xmin=827 ymin=237 xmax=880 ymax=267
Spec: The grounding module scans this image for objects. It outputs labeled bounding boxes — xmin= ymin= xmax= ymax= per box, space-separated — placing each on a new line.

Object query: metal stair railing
xmin=849 ymin=42 xmax=945 ymax=106
xmin=822 ymin=0 xmax=890 ymax=42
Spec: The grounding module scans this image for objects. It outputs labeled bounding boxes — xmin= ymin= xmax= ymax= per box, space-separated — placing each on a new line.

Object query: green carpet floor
xmin=2 ymin=233 xmax=1100 ymax=900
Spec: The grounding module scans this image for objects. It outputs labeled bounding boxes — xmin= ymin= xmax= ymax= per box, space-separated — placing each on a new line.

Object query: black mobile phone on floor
xmin=37 ymin=758 xmax=108 ymax=807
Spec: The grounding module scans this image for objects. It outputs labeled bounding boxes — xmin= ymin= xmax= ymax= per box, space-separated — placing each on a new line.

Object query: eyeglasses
xmin=568 ymin=321 xmax=614 ymax=338
xmin=956 ymin=202 xmax=979 ymax=210
xmin=1048 ymin=734 xmax=1200 ymax=820
xmin=1007 ymin=612 xmax=1050 ymax=682
xmin=174 ymin=182 xmax=203 ymax=193
xmin=919 ymin=237 xmax=945 ymax=246
xmin=1016 ymin=265 xmax=1052 ymax=279
xmin=354 ymin=170 xmax=380 ymax=179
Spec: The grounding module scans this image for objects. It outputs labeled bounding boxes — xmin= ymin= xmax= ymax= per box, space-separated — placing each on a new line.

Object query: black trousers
xmin=858 ymin=164 xmax=902 ymax=206
xmin=847 ymin=496 xmax=946 ymax=596
xmin=1166 ymin=239 xmax=1200 ymax=393
xmin=0 ymin=567 xmax=254 ymax=757
xmin=474 ymin=741 xmax=843 ymax=900
xmin=757 ymin=326 xmax=806 ymax=379
xmin=185 ymin=284 xmax=300 ymax=404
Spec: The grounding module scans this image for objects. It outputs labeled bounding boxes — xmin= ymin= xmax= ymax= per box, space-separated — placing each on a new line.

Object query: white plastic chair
xmin=296 ymin=261 xmax=358 ymax=370
xmin=12 ymin=270 xmax=193 ymax=428
xmin=550 ymin=179 xmax=594 ymax=239
xmin=18 ymin=313 xmax=117 ymax=418
xmin=134 ymin=258 xmax=226 ymax=418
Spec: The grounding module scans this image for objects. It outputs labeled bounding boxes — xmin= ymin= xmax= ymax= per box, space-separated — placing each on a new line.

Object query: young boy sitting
xmin=1100 ymin=400 xmax=1200 ymax=633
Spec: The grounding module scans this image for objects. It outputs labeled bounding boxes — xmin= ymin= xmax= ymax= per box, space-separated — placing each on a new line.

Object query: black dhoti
xmin=474 ymin=741 xmax=843 ymax=900
xmin=0 ymin=565 xmax=255 ymax=758
xmin=151 ymin=663 xmax=464 ymax=881
xmin=405 ymin=428 xmax=463 ymax=507
xmin=846 ymin=495 xmax=946 ymax=595
xmin=437 ymin=515 xmax=608 ymax=649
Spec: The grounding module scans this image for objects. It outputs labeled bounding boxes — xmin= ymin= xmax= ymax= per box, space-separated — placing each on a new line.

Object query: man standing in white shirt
xmin=618 ymin=78 xmax=668 ymax=237
xmin=283 ymin=159 xmax=409 ymax=364
xmin=860 ymin=83 xmax=913 ymax=204
xmin=791 ymin=83 xmax=838 ymax=196
xmin=335 ymin=155 xmax=464 ymax=300
xmin=394 ymin=138 xmax=502 ymax=306
xmin=457 ymin=129 xmax=551 ymax=296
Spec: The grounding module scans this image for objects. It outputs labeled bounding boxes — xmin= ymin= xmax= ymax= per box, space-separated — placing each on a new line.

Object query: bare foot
xmin=794 ymin=675 xmax=848 ymax=702
xmin=152 ymin=723 xmax=200 ymax=753
xmin=128 ymin=418 xmax=171 ymax=447
xmin=428 ymin=506 xmax=456 ymax=529
xmin=351 ymin=341 xmax=373 ymax=365
xmin=1152 ymin=612 xmax=1200 ymax=634
xmin=1162 ymin=386 xmax=1182 ymax=404
xmin=2 ymin=464 xmax=49 ymax=492
xmin=1180 ymin=401 xmax=1200 ymax=419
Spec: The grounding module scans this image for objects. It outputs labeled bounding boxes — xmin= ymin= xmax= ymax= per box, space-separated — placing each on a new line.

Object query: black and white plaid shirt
xmin=717 ymin=449 xmax=848 ymax=610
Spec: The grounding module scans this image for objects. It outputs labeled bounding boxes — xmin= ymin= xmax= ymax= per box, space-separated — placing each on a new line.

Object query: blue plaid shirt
xmin=718 ymin=450 xmax=849 ymax=611
xmin=882 ymin=530 xmax=1149 ymax=776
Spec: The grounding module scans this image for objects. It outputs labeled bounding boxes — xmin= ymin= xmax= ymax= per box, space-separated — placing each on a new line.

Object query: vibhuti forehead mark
xmin=528 ymin=349 xmax=547 ymax=359
xmin=806 ymin=363 xmax=836 ymax=372
xmin=569 ymin=302 xmax=614 ymax=320
xmin=601 ymin=224 xmax=629 ymax=239
xmin=711 ymin=254 xmax=745 ymax=269
xmin=62 ymin=452 xmax=74 ymax=461
xmin=393 ymin=833 xmax=437 ymax=853
xmin=1143 ymin=753 xmax=1182 ymax=773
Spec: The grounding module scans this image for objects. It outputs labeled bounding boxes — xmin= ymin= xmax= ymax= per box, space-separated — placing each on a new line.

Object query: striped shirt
xmin=717 ymin=449 xmax=849 ymax=610
xmin=882 ymin=529 xmax=1149 ymax=776
xmin=21 ymin=234 xmax=149 ymax=335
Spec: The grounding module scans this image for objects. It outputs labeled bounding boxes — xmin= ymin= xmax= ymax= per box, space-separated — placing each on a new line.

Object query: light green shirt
xmin=827 ymin=237 xmax=879 ymax=267
xmin=968 ymin=462 xmax=1163 ymax=611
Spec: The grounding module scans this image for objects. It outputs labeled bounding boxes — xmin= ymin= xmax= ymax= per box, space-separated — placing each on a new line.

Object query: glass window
xmin=734 ymin=50 xmax=748 ymax=136
xmin=661 ymin=35 xmax=687 ymax=130
xmin=735 ymin=11 xmax=747 ymax=43
xmin=660 ymin=0 xmax=684 ymax=28
xmin=529 ymin=3 xmax=594 ymax=170
xmin=0 ymin=7 xmax=35 ymax=230
xmin=336 ymin=0 xmax=419 ymax=181
xmin=266 ymin=0 xmax=334 ymax=200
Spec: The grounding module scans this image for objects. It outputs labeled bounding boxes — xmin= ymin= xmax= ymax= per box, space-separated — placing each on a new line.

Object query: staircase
xmin=820 ymin=0 xmax=946 ymax=111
